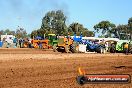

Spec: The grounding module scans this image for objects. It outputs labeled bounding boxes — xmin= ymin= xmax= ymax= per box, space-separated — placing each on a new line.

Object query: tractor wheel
xmin=65 ymin=45 xmax=70 ymax=53
xmin=122 ymin=42 xmax=127 ymax=53
xmin=76 ymin=76 xmax=86 ymax=85
xmin=110 ymin=43 xmax=116 ymax=53
xmin=129 ymin=44 xmax=132 ymax=54
xmin=96 ymin=47 xmax=101 ymax=53
xmin=70 ymin=44 xmax=76 ymax=53
xmin=130 ymin=50 xmax=132 ymax=54
xmin=95 ymin=45 xmax=102 ymax=53
xmin=53 ymin=44 xmax=57 ymax=52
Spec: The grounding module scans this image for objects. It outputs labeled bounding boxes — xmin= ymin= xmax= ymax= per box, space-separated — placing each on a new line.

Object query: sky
xmin=0 ymin=0 xmax=132 ymax=35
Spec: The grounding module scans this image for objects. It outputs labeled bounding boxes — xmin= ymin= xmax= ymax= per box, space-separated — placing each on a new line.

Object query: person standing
xmin=7 ymin=37 xmax=12 ymax=48
xmin=2 ymin=37 xmax=7 ymax=48
xmin=101 ymin=39 xmax=106 ymax=54
xmin=124 ymin=43 xmax=129 ymax=55
xmin=13 ymin=37 xmax=17 ymax=48
xmin=19 ymin=39 xmax=22 ymax=48
xmin=16 ymin=38 xmax=18 ymax=48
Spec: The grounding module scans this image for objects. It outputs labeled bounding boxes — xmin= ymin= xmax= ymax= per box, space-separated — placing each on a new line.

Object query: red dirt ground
xmin=0 ymin=48 xmax=132 ymax=88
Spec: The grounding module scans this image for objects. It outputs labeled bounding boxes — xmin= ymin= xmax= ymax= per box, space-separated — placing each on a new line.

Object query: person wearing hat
xmin=124 ymin=42 xmax=129 ymax=55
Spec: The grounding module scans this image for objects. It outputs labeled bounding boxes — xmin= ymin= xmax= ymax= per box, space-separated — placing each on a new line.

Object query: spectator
xmin=7 ymin=37 xmax=13 ymax=48
xmin=28 ymin=39 xmax=32 ymax=48
xmin=21 ymin=39 xmax=24 ymax=48
xmin=124 ymin=43 xmax=129 ymax=55
xmin=19 ymin=39 xmax=22 ymax=48
xmin=16 ymin=38 xmax=18 ymax=47
xmin=13 ymin=37 xmax=17 ymax=48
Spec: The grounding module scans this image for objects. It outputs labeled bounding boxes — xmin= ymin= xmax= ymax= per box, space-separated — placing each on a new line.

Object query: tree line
xmin=94 ymin=18 xmax=132 ymax=39
xmin=31 ymin=10 xmax=95 ymax=39
xmin=31 ymin=10 xmax=132 ymax=40
xmin=0 ymin=27 xmax=28 ymax=39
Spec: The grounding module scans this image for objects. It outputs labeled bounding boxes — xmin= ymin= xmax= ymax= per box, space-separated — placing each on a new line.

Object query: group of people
xmin=2 ymin=37 xmax=31 ymax=48
xmin=9 ymin=38 xmax=23 ymax=48
xmin=13 ymin=38 xmax=32 ymax=48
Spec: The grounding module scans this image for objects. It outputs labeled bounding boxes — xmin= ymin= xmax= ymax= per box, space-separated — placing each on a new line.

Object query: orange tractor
xmin=32 ymin=34 xmax=57 ymax=49
xmin=32 ymin=39 xmax=50 ymax=49
xmin=53 ymin=37 xmax=79 ymax=53
xmin=22 ymin=38 xmax=31 ymax=48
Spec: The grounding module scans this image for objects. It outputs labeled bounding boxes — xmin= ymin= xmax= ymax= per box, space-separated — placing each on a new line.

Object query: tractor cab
xmin=53 ymin=35 xmax=79 ymax=53
xmin=32 ymin=36 xmax=49 ymax=49
xmin=85 ymin=39 xmax=106 ymax=53
xmin=48 ymin=34 xmax=58 ymax=47
xmin=48 ymin=34 xmax=57 ymax=41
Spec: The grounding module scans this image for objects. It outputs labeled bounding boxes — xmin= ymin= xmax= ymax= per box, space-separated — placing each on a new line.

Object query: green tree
xmin=9 ymin=31 xmax=15 ymax=35
xmin=31 ymin=30 xmax=38 ymax=39
xmin=0 ymin=30 xmax=4 ymax=35
xmin=111 ymin=24 xmax=129 ymax=39
xmin=82 ymin=29 xmax=94 ymax=37
xmin=128 ymin=17 xmax=132 ymax=29
xmin=41 ymin=10 xmax=67 ymax=35
xmin=111 ymin=17 xmax=132 ymax=40
xmin=37 ymin=29 xmax=46 ymax=38
xmin=15 ymin=28 xmax=27 ymax=38
xmin=68 ymin=22 xmax=94 ymax=37
xmin=1 ymin=29 xmax=15 ymax=35
xmin=128 ymin=17 xmax=132 ymax=39
xmin=94 ymin=21 xmax=116 ymax=37
xmin=4 ymin=29 xmax=11 ymax=35
xmin=68 ymin=23 xmax=82 ymax=34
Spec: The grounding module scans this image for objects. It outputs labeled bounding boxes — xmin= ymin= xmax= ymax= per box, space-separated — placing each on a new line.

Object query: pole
xmin=44 ymin=34 xmax=45 ymax=39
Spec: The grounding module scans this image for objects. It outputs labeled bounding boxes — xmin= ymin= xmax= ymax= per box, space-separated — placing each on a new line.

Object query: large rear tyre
xmin=96 ymin=47 xmax=101 ymax=53
xmin=129 ymin=44 xmax=132 ymax=54
xmin=95 ymin=45 xmax=103 ymax=53
xmin=65 ymin=45 xmax=70 ymax=53
xmin=110 ymin=43 xmax=116 ymax=53
xmin=53 ymin=44 xmax=57 ymax=52
xmin=70 ymin=44 xmax=77 ymax=53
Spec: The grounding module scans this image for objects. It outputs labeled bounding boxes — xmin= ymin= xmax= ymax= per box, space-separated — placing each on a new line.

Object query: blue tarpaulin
xmin=0 ymin=41 xmax=3 ymax=47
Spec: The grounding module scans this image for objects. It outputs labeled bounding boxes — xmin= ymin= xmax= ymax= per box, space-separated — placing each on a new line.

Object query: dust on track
xmin=0 ymin=48 xmax=132 ymax=88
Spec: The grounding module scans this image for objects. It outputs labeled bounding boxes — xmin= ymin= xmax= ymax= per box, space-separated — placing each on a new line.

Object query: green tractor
xmin=129 ymin=42 xmax=132 ymax=54
xmin=110 ymin=40 xmax=131 ymax=53
xmin=48 ymin=34 xmax=58 ymax=49
xmin=110 ymin=33 xmax=132 ymax=53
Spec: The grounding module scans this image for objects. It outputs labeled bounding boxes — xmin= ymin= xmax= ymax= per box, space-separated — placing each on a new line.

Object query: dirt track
xmin=0 ymin=48 xmax=132 ymax=88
